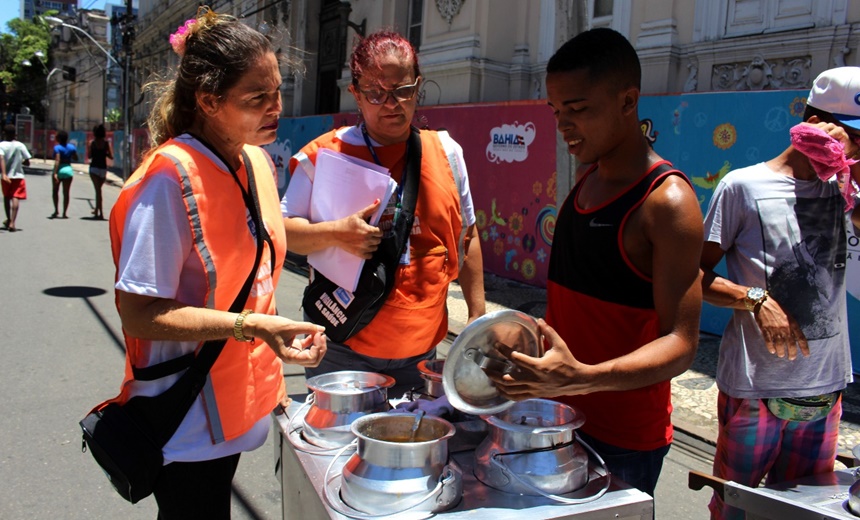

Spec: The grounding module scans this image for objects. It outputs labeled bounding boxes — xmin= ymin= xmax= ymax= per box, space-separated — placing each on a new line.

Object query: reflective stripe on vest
xmin=160 ymin=151 xmax=217 ymax=310
xmin=438 ymin=130 xmax=468 ymax=272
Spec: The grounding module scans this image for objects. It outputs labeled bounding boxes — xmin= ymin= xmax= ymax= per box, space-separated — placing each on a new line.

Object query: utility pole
xmin=121 ymin=0 xmax=135 ymax=180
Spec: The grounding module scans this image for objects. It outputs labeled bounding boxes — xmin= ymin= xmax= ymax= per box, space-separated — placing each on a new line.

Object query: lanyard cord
xmin=188 ymin=133 xmax=275 ymax=272
xmin=360 ymin=123 xmax=409 ymax=208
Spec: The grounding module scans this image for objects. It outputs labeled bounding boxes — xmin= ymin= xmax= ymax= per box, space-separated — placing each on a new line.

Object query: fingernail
xmin=374 ymin=198 xmax=380 ymax=204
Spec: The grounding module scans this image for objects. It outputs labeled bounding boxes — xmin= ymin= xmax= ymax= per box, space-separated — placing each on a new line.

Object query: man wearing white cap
xmin=701 ymin=67 xmax=860 ymax=520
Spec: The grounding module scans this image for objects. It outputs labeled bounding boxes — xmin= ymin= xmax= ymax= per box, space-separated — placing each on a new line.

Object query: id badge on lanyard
xmin=362 ymin=124 xmax=411 ymax=266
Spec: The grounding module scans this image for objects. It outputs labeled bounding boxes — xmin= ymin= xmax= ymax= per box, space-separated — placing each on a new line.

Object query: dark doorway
xmin=316 ymin=1 xmax=352 ymax=114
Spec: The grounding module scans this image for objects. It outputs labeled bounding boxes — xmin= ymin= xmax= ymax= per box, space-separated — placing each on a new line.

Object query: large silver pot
xmin=475 ymin=398 xmax=589 ymax=496
xmin=302 ymin=371 xmax=395 ymax=449
xmin=340 ymin=412 xmax=462 ymax=515
xmin=417 ymin=359 xmax=445 ymax=398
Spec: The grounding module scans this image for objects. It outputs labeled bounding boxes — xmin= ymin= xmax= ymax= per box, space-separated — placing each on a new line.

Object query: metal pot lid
xmin=442 ymin=309 xmax=542 ymax=415
xmin=305 ymin=370 xmax=395 ymax=394
xmin=484 ymin=398 xmax=585 ymax=432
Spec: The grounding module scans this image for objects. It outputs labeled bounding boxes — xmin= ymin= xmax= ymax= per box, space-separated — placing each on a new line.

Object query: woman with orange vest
xmin=108 ymin=9 xmax=326 ymax=518
xmin=282 ymin=30 xmax=486 ymax=397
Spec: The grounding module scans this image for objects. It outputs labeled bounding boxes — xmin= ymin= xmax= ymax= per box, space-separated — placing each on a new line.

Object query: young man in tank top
xmin=490 ymin=28 xmax=704 ymax=498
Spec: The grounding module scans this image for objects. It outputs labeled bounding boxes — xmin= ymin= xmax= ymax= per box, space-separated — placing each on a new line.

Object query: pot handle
xmin=322 ymin=450 xmax=449 ymax=519
xmin=489 ymin=432 xmax=611 ymax=505
xmin=286 ymin=394 xmax=357 ymax=455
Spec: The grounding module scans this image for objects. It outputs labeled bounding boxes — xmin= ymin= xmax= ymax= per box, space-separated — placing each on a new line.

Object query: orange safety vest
xmin=109 ymin=140 xmax=287 ymax=443
xmin=290 ymin=128 xmax=464 ymax=359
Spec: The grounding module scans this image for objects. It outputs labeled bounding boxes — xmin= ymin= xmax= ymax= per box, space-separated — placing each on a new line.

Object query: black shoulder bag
xmin=301 ymin=126 xmax=422 ymax=343
xmin=80 ymin=150 xmax=273 ymax=504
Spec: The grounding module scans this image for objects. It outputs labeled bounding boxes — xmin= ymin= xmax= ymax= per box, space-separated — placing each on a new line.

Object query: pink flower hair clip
xmin=169 ymin=18 xmax=197 ymax=57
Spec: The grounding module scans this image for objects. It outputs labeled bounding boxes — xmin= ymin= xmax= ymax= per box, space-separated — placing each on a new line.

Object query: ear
xmin=348 ymin=83 xmax=362 ymax=105
xmin=196 ymin=91 xmax=220 ymax=118
xmin=805 ymin=114 xmax=821 ymax=124
xmin=620 ymin=86 xmax=639 ymax=117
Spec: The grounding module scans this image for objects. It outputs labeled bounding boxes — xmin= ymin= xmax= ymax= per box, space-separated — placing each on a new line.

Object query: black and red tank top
xmin=546 ymin=160 xmax=688 ymax=451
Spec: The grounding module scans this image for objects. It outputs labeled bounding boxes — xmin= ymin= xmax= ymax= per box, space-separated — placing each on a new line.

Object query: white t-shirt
xmin=0 ymin=140 xmax=32 ymax=179
xmin=703 ymin=162 xmax=853 ymax=399
xmin=281 ymin=126 xmax=476 ymax=227
xmin=115 ymin=135 xmax=269 ymax=463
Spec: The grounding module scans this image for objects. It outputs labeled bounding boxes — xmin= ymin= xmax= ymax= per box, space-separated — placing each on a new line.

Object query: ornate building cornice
xmin=435 ymin=0 xmax=464 ymax=25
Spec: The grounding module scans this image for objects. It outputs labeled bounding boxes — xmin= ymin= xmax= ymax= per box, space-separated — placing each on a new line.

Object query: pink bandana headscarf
xmin=789 ymin=123 xmax=858 ymax=211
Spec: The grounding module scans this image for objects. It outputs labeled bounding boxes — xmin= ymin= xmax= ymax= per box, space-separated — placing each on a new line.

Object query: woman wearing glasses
xmin=282 ymin=29 xmax=485 ymax=397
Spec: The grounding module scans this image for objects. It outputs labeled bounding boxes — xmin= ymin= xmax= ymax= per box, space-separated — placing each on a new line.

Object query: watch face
xmin=747 ymin=287 xmax=766 ymax=301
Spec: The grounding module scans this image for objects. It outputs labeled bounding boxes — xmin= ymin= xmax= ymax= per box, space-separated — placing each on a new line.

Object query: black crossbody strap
xmin=380 ymin=126 xmax=422 ymax=264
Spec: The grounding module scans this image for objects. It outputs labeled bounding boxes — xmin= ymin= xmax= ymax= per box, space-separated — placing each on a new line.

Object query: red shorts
xmin=2 ymin=178 xmax=27 ymax=200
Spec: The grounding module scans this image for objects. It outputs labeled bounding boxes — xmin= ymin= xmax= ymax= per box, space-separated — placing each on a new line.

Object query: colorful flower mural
xmin=713 ymin=122 xmax=737 ymax=150
xmin=521 ymin=258 xmax=536 ymax=280
xmin=532 ymin=181 xmax=543 ymax=197
xmin=493 ymin=239 xmax=505 ymax=256
xmin=547 ymin=171 xmax=557 ymax=200
xmin=508 ymin=212 xmax=524 ymax=236
xmin=475 ymin=209 xmax=487 ymax=230
xmin=789 ymin=96 xmax=807 ymax=118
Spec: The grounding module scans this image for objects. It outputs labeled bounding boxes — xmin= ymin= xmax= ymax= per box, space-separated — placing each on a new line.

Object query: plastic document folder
xmin=307 ymin=148 xmax=397 ymax=292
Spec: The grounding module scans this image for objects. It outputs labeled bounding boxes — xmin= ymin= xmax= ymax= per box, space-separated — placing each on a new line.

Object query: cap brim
xmin=833 ymin=112 xmax=860 ymax=130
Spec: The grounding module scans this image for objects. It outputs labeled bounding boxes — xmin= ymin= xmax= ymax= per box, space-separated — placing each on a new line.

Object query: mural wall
xmin=268 ymin=101 xmax=559 ymax=288
xmin=224 ymin=91 xmax=860 ymax=366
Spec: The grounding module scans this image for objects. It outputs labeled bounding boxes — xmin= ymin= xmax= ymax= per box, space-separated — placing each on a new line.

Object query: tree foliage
xmin=0 ymin=15 xmax=53 ymax=125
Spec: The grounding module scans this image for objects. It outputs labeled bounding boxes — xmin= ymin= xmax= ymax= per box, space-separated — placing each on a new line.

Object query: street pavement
xmin=2 ymin=161 xmax=857 ymax=519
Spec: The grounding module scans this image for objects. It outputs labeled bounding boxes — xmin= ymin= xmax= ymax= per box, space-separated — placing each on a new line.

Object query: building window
xmin=694 ymin=0 xmax=845 ymax=41
xmin=587 ymin=0 xmax=631 ymax=33
xmin=408 ymin=0 xmax=423 ymax=52
xmin=593 ymin=0 xmax=613 ymax=18
xmin=725 ymin=0 xmax=814 ymax=37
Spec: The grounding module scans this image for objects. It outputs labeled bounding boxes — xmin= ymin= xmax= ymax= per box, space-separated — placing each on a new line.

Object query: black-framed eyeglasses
xmin=358 ymin=78 xmax=421 ymax=105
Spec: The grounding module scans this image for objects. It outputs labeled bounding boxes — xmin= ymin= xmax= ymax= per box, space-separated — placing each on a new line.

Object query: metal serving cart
xmin=274 ymin=399 xmax=654 ymax=520
xmin=689 ymin=468 xmax=860 ymax=519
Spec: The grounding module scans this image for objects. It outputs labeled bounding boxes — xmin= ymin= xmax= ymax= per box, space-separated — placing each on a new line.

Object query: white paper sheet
xmin=306 ymin=148 xmax=397 ymax=292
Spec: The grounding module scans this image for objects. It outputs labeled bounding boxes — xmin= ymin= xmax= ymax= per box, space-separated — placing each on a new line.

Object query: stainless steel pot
xmin=302 ymin=371 xmax=395 ymax=449
xmin=340 ymin=412 xmax=462 ymax=515
xmin=417 ymin=359 xmax=445 ymax=398
xmin=475 ymin=398 xmax=589 ymax=496
xmin=850 ymin=479 xmax=860 ymax=517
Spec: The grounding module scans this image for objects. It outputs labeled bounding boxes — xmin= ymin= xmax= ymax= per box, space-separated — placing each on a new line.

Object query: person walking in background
xmin=282 ymin=29 xmax=486 ymax=397
xmin=700 ymin=67 xmax=860 ymax=520
xmin=0 ymin=124 xmax=31 ymax=232
xmin=107 ymin=8 xmax=326 ymax=518
xmin=51 ymin=130 xmax=77 ymax=219
xmin=88 ymin=124 xmax=112 ymax=220
xmin=488 ymin=28 xmax=704 ymax=498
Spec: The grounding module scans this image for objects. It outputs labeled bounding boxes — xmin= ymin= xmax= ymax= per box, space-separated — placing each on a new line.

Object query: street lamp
xmin=44 ymin=16 xmax=120 ymax=67
xmin=45 ymin=15 xmax=130 ymax=179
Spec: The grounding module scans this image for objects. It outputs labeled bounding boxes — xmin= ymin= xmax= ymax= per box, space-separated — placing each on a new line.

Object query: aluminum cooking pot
xmin=301 ymin=370 xmax=394 ymax=449
xmin=339 ymin=412 xmax=462 ymax=516
xmin=475 ymin=398 xmax=589 ymax=496
xmin=417 ymin=359 xmax=445 ymax=398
